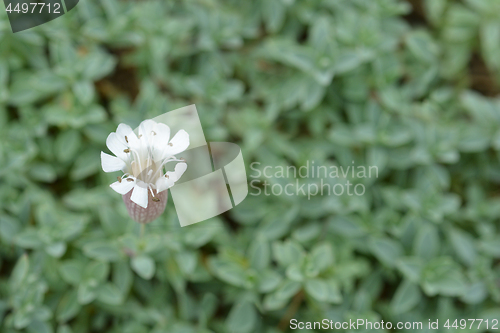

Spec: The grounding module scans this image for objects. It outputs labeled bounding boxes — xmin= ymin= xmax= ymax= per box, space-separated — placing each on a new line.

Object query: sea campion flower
xmin=101 ymin=119 xmax=189 ymax=223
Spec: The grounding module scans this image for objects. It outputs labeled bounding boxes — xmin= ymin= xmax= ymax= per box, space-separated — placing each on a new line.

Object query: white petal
xmin=168 ymin=162 xmax=187 ymax=182
xmin=164 ymin=130 xmax=190 ymax=156
xmin=116 ymin=123 xmax=134 ymax=146
xmin=152 ymin=123 xmax=171 ymax=161
xmin=156 ymin=162 xmax=187 ymax=193
xmin=109 ymin=178 xmax=135 ymax=194
xmin=127 ymin=134 xmax=140 ymax=149
xmin=138 ymin=119 xmax=157 ymax=138
xmin=156 ymin=176 xmax=175 ymax=193
xmin=101 ymin=152 xmax=126 ymax=172
xmin=130 ymin=183 xmax=149 ymax=208
xmin=106 ymin=133 xmax=128 ymax=160
xmin=156 ymin=123 xmax=171 ymax=140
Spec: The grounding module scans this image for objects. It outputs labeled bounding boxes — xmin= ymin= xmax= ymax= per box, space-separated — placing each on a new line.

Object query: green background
xmin=1 ymin=0 xmax=500 ymax=332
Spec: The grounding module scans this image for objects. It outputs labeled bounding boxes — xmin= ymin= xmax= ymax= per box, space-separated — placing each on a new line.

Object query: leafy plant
xmin=0 ymin=0 xmax=500 ymax=332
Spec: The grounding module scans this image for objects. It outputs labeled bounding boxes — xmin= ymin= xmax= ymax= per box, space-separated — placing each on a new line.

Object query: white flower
xmin=101 ymin=119 xmax=189 ymax=209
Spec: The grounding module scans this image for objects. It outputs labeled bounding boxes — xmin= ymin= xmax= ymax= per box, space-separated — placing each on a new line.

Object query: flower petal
xmin=155 ymin=123 xmax=171 ymax=142
xmin=156 ymin=162 xmax=187 ymax=193
xmin=130 ymin=183 xmax=149 ymax=208
xmin=116 ymin=123 xmax=134 ymax=146
xmin=101 ymin=152 xmax=126 ymax=172
xmin=106 ymin=133 xmax=128 ymax=160
xmin=138 ymin=119 xmax=157 ymax=138
xmin=167 ymin=162 xmax=187 ymax=182
xmin=152 ymin=123 xmax=171 ymax=161
xmin=156 ymin=176 xmax=175 ymax=193
xmin=164 ymin=130 xmax=190 ymax=156
xmin=110 ymin=180 xmax=135 ymax=195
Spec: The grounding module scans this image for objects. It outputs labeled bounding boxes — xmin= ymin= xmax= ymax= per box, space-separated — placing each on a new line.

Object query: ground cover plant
xmin=1 ymin=0 xmax=500 ymax=332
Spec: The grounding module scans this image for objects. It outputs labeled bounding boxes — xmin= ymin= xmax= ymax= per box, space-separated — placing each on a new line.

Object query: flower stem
xmin=140 ymin=223 xmax=145 ymax=239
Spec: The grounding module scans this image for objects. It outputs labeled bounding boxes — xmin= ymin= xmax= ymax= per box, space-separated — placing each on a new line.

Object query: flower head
xmin=101 ymin=119 xmax=189 ymax=222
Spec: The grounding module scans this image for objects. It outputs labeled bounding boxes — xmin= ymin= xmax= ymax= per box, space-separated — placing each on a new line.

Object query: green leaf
xmin=369 ymin=237 xmax=403 ymax=267
xmin=275 ymin=280 xmax=301 ymax=301
xmin=113 ymin=261 xmax=133 ymax=295
xmin=57 ymin=325 xmax=73 ymax=333
xmin=449 ymin=227 xmax=477 ymax=266
xmin=84 ymin=261 xmax=109 ymax=282
xmin=272 ymin=239 xmax=305 ymax=267
xmin=29 ymin=163 xmax=57 ymax=183
xmin=56 ymin=290 xmax=80 ymax=322
xmin=258 ymin=270 xmax=282 ymax=293
xmin=10 ymin=254 xmax=29 ymax=289
xmin=479 ymin=237 xmax=500 ymax=257
xmin=131 ymin=255 xmax=156 ymax=280
xmin=406 ymin=31 xmax=439 ymax=63
xmin=83 ymin=241 xmax=122 ymax=262
xmin=328 ymin=216 xmax=365 ymax=237
xmin=390 ymin=280 xmax=421 ymax=314
xmin=460 ymin=281 xmax=487 ymax=305
xmin=0 ymin=214 xmax=21 ymax=242
xmin=59 ymin=260 xmax=84 ymax=285
xmin=305 ymin=279 xmax=328 ymax=302
xmin=77 ymin=282 xmax=97 ymax=305
xmin=262 ymin=0 xmax=285 ymax=33
xmin=175 ymin=251 xmax=197 ymax=275
xmin=97 ymin=283 xmax=123 ymax=305
xmin=27 ymin=320 xmax=52 ymax=333
xmin=70 ymin=148 xmax=101 ymax=181
xmin=421 ymin=257 xmax=467 ymax=297
xmin=307 ymin=242 xmax=334 ymax=273
xmin=248 ymin=237 xmax=270 ymax=270
xmin=81 ymin=51 xmax=116 ymax=81
xmin=45 ymin=242 xmax=67 ymax=258
xmin=225 ymin=301 xmax=257 ymax=333
xmin=14 ymin=229 xmax=44 ymax=249
xmin=413 ymin=224 xmax=440 ymax=260
xmin=209 ymin=258 xmax=250 ymax=288
xmin=424 ymin=0 xmax=448 ymax=24
xmin=72 ymin=81 xmax=95 ymax=105
xmin=56 ymin=130 xmax=82 ymax=163
xmin=292 ymin=223 xmax=321 ymax=243
xmin=263 ymin=279 xmax=301 ymax=311
xmin=396 ymin=257 xmax=424 ymax=283
xmin=324 ymin=279 xmax=342 ymax=304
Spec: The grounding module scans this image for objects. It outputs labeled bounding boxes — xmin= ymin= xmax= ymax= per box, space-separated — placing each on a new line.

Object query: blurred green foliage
xmin=1 ymin=0 xmax=500 ymax=332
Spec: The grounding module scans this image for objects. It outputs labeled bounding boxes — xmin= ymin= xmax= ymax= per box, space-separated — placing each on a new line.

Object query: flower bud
xmin=122 ymin=189 xmax=167 ymax=224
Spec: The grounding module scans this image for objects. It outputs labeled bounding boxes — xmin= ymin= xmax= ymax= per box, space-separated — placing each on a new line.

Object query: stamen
xmin=125 ymin=136 xmax=128 ymax=143
xmin=168 ymin=143 xmax=173 ymax=146
xmin=149 ymin=157 xmax=185 ymax=182
xmin=180 ymin=157 xmax=186 ymax=161
xmin=148 ymin=186 xmax=158 ymax=202
xmin=124 ymin=149 xmax=130 ymax=153
xmin=127 ymin=148 xmax=144 ymax=178
xmin=117 ymin=177 xmax=122 ymax=183
xmin=151 ymin=131 xmax=156 ymax=135
xmin=126 ymin=178 xmax=134 ymax=182
xmin=165 ymin=174 xmax=169 ymax=178
xmin=138 ymin=134 xmax=142 ymax=138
